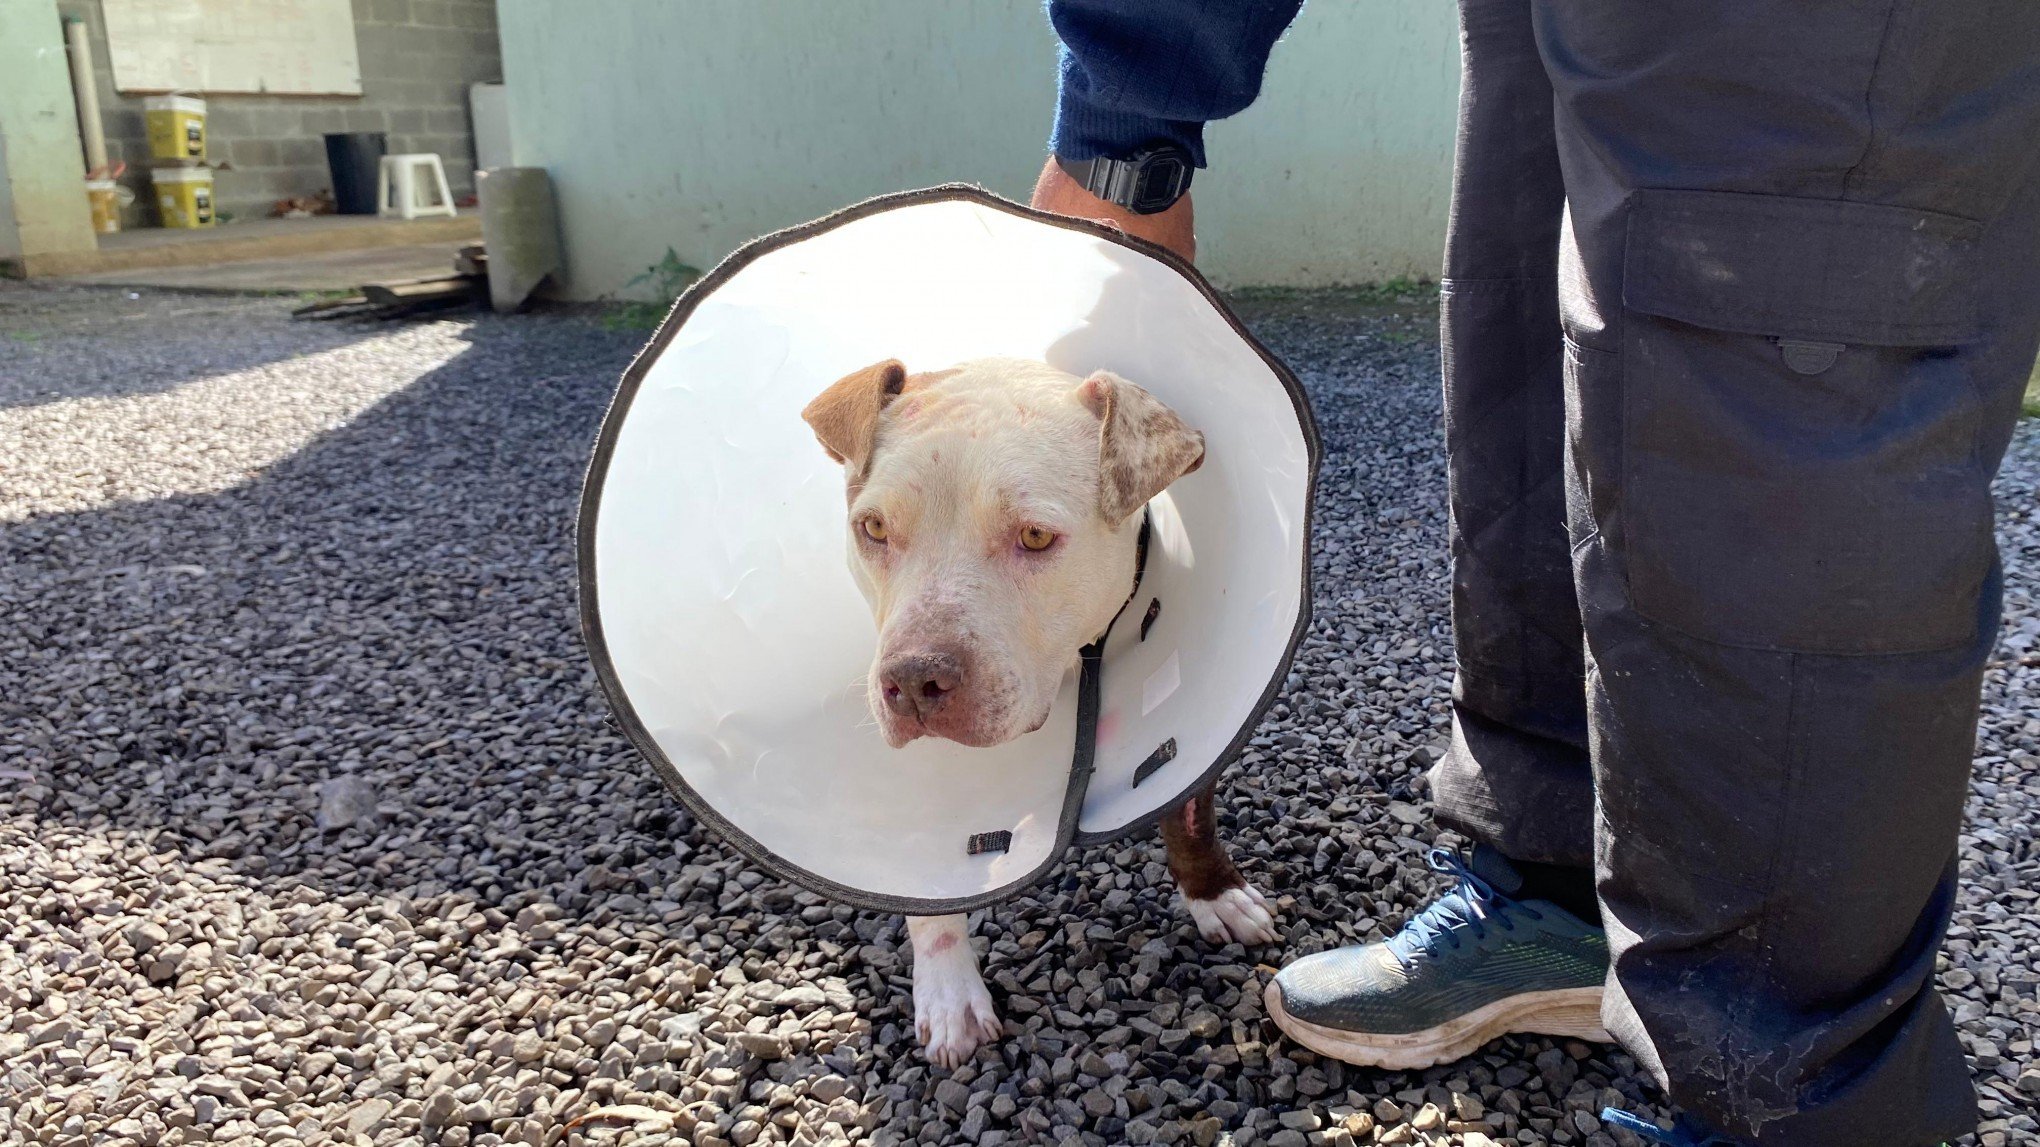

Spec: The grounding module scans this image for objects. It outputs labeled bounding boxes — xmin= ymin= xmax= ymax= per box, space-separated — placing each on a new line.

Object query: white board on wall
xmin=103 ymin=0 xmax=363 ymax=96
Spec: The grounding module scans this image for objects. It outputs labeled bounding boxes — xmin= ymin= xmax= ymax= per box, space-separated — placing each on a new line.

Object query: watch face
xmin=1130 ymin=153 xmax=1190 ymax=215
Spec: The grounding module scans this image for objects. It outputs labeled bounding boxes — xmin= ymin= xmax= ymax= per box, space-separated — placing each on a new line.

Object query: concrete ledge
xmin=19 ymin=212 xmax=481 ymax=278
xmin=60 ymin=242 xmax=473 ymax=293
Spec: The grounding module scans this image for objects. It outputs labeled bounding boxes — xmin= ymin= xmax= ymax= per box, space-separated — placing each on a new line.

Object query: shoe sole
xmin=1264 ymin=980 xmax=1611 ymax=1071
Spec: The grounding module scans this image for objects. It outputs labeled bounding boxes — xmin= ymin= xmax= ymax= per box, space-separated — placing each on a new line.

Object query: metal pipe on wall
xmin=64 ymin=16 xmax=108 ymax=174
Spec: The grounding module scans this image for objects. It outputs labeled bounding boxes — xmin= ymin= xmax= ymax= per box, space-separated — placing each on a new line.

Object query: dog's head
xmin=803 ymin=357 xmax=1204 ymax=748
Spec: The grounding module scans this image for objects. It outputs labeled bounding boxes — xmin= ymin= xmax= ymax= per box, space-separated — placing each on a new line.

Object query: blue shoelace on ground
xmin=1598 ymin=1107 xmax=1736 ymax=1145
xmin=1601 ymin=1106 xmax=1952 ymax=1147
xmin=1381 ymin=848 xmax=1546 ymax=971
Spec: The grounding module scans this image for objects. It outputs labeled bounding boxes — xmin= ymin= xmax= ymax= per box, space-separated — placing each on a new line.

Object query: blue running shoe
xmin=1265 ymin=847 xmax=1611 ymax=1070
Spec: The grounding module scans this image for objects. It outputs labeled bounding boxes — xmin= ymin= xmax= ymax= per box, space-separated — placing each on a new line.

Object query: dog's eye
xmin=861 ymin=517 xmax=888 ymax=543
xmin=1019 ymin=526 xmax=1057 ymax=552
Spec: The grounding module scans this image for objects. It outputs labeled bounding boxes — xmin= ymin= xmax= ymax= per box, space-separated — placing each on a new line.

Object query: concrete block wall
xmin=59 ymin=0 xmax=501 ymax=227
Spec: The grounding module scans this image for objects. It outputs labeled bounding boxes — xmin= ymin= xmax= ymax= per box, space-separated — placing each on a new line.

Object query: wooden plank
xmin=360 ymin=276 xmax=479 ymax=306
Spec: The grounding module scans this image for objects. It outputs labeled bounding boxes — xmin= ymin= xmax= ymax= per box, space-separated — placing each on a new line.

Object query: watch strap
xmin=1054 ymin=148 xmax=1193 ymax=216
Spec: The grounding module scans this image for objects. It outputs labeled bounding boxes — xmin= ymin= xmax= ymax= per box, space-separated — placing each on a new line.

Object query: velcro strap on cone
xmin=1131 ymin=738 xmax=1178 ymax=787
xmin=966 ymin=831 xmax=1012 ymax=856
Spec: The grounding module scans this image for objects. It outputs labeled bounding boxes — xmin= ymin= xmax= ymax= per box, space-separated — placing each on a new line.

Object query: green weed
xmin=603 ymin=249 xmax=703 ymax=332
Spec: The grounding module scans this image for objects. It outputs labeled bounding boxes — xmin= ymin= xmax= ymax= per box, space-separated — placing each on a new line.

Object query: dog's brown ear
xmin=802 ymin=359 xmax=907 ymax=470
xmin=1077 ymin=370 xmax=1206 ymax=524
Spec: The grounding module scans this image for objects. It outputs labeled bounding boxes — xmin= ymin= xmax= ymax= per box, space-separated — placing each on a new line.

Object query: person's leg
xmin=1533 ymin=0 xmax=2040 ymax=1141
xmin=1264 ymin=0 xmax=1613 ymax=1068
xmin=1427 ymin=0 xmax=1598 ymax=885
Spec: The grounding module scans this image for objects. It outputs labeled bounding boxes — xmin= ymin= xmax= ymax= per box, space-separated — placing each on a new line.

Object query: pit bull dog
xmin=801 ymin=357 xmax=1277 ymax=1066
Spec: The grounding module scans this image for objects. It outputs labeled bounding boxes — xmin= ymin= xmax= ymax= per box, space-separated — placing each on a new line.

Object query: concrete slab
xmin=62 ymin=242 xmax=467 ymax=293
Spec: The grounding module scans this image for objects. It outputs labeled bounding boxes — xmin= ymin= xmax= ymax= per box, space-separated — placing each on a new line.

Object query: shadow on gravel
xmin=0 ymin=290 xmax=1447 ymax=950
xmin=2 ymin=309 xmax=667 ymax=914
xmin=0 ymin=284 xmax=388 ymax=411
xmin=3 ymin=291 xmax=1446 ymax=921
xmin=2 ymin=302 xmax=941 ymax=1133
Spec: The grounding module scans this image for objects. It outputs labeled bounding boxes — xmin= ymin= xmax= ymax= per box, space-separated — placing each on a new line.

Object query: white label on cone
xmin=1141 ymin=651 xmax=1182 ymax=716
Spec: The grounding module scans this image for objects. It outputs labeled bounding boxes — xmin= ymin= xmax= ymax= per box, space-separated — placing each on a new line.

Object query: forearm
xmin=1038 ymin=0 xmax=1301 ymax=260
xmin=1030 ymin=159 xmax=1197 ymax=261
xmin=1047 ymin=0 xmax=1304 ymax=166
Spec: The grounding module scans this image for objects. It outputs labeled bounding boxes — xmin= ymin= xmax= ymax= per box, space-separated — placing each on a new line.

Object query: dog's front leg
xmin=1161 ymin=781 xmax=1278 ymax=944
xmin=906 ymin=913 xmax=1000 ymax=1068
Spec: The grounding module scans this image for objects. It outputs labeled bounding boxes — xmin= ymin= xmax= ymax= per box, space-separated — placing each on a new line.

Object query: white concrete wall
xmin=0 ymin=0 xmax=96 ymax=266
xmin=497 ymin=1 xmax=1459 ymax=299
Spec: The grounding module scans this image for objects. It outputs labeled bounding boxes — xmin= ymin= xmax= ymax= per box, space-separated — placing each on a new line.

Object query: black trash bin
xmin=324 ymin=132 xmax=387 ymax=215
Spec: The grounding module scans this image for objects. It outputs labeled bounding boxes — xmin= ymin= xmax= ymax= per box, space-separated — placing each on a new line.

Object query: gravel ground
xmin=1 ymin=280 xmax=2035 ymax=1147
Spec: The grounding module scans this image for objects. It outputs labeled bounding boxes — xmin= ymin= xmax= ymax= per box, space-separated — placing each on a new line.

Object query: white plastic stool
xmin=376 ymin=153 xmax=457 ymax=220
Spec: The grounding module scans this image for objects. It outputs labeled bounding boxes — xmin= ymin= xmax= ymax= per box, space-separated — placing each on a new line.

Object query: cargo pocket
xmin=1618 ymin=190 xmax=1993 ymax=654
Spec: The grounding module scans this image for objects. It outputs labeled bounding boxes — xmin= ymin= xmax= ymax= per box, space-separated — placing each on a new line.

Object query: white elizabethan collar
xmin=579 ymin=187 xmax=1319 ymax=913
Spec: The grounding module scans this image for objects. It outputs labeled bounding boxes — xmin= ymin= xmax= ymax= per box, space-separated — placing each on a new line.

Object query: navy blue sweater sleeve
xmin=1047 ymin=0 xmax=1304 ymax=167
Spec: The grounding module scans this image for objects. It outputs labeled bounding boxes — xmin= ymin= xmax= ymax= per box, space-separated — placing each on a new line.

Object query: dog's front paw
xmin=913 ymin=957 xmax=1001 ymax=1069
xmin=1185 ymin=883 xmax=1277 ymax=945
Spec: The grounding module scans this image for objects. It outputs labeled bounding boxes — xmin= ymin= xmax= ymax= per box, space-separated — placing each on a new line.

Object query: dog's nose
xmin=880 ymin=653 xmax=964 ymax=720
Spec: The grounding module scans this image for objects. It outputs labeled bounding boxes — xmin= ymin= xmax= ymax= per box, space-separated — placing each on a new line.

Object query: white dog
xmin=802 ymin=357 xmax=1277 ymax=1067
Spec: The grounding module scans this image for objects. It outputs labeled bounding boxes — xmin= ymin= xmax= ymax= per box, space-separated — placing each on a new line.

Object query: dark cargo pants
xmin=1427 ymin=0 xmax=2040 ymax=1142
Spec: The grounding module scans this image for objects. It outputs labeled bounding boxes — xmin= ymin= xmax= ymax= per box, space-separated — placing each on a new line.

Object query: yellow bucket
xmin=152 ymin=166 xmax=216 ymax=228
xmin=144 ymin=95 xmax=207 ymax=162
xmin=87 ymin=178 xmax=126 ymax=234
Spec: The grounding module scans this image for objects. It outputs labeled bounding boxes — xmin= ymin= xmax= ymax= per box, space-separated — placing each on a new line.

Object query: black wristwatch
xmin=1054 ymin=142 xmax=1195 ymax=216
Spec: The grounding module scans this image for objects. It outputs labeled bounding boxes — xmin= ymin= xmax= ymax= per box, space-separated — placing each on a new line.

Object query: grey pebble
xmin=315 ymin=774 xmax=381 ymax=830
xmin=346 ymin=1097 xmax=393 ymax=1134
xmin=421 ymin=1088 xmax=458 ymax=1128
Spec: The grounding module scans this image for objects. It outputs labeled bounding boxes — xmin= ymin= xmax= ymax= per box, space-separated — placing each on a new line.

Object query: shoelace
xmin=1598 ymin=1107 xmax=1736 ymax=1146
xmin=1382 ymin=848 xmax=1541 ymax=971
xmin=1602 ymin=1108 xmax=1950 ymax=1147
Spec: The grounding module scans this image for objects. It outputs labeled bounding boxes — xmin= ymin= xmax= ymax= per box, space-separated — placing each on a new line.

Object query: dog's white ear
xmin=1077 ymin=370 xmax=1206 ymax=524
xmin=802 ymin=359 xmax=907 ymax=470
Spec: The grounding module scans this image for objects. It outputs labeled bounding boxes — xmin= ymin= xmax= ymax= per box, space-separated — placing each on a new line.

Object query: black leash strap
xmin=964 ymin=509 xmax=1150 ymax=858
